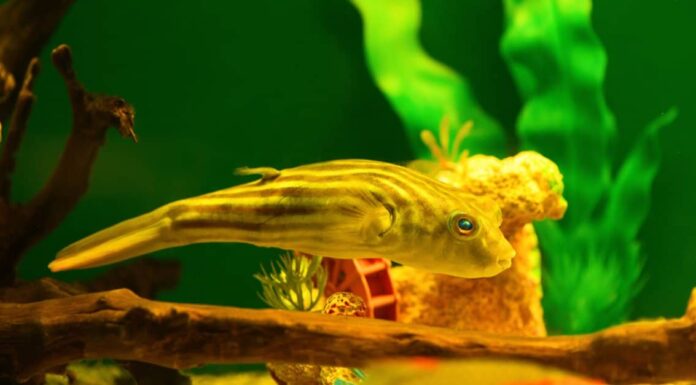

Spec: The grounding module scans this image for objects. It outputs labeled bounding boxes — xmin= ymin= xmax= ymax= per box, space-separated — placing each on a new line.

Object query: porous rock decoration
xmin=396 ymin=151 xmax=566 ymax=337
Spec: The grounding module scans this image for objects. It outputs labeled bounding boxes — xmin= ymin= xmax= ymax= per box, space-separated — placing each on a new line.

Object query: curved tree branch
xmin=0 ymin=0 xmax=74 ymax=121
xmin=0 ymin=45 xmax=137 ymax=285
xmin=0 ymin=58 xmax=40 ymax=201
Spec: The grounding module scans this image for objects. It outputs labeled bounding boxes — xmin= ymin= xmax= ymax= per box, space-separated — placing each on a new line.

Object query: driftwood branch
xmin=2 ymin=288 xmax=696 ymax=384
xmin=0 ymin=62 xmax=15 ymax=104
xmin=0 ymin=0 xmax=74 ymax=121
xmin=19 ymin=44 xmax=136 ymax=256
xmin=81 ymin=259 xmax=181 ymax=299
xmin=0 ymin=45 xmax=137 ymax=285
xmin=0 ymin=259 xmax=182 ymax=385
xmin=0 ymin=58 xmax=40 ymax=200
xmin=0 ymin=259 xmax=181 ymax=304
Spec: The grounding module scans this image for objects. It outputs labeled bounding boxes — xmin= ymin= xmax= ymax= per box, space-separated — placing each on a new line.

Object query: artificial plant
xmin=351 ymin=0 xmax=507 ymax=158
xmin=353 ymin=0 xmax=676 ymax=334
xmin=254 ymin=253 xmax=327 ymax=311
xmin=500 ymin=0 xmax=676 ymax=333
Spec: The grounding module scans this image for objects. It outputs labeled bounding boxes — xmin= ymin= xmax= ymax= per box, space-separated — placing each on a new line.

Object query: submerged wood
xmin=0 ymin=44 xmax=137 ymax=285
xmin=2 ymin=288 xmax=696 ymax=384
xmin=0 ymin=0 xmax=75 ymax=120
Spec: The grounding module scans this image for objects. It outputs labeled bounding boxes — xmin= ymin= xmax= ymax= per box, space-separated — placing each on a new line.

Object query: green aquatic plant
xmin=254 ymin=253 xmax=327 ymax=311
xmin=351 ymin=0 xmax=507 ymax=158
xmin=500 ymin=0 xmax=677 ymax=333
xmin=533 ymin=110 xmax=676 ymax=333
xmin=353 ymin=0 xmax=677 ymax=333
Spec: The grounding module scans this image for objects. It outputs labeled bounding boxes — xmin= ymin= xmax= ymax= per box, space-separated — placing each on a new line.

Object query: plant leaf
xmin=501 ymin=0 xmax=616 ymax=228
xmin=600 ymin=108 xmax=678 ymax=247
xmin=351 ymin=0 xmax=507 ymax=158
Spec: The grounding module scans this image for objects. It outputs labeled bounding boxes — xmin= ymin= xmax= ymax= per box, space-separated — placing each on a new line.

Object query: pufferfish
xmin=48 ymin=159 xmax=515 ymax=278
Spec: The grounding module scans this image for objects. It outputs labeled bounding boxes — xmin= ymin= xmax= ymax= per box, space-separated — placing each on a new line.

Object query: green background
xmin=12 ymin=0 xmax=696 ymax=320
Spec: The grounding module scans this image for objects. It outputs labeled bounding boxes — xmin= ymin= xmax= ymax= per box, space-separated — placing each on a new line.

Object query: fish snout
xmin=493 ymin=241 xmax=516 ymax=272
xmin=497 ymin=257 xmax=512 ymax=270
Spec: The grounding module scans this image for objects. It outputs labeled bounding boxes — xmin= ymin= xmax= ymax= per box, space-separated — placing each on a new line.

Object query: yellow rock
xmin=464 ymin=151 xmax=566 ymax=237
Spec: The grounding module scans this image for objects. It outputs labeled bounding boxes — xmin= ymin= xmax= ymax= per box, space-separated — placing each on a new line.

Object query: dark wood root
xmin=0 ymin=45 xmax=137 ymax=286
xmin=0 ymin=58 xmax=40 ymax=201
xmin=82 ymin=259 xmax=181 ymax=299
xmin=0 ymin=259 xmax=181 ymax=304
xmin=0 ymin=277 xmax=85 ymax=303
xmin=0 ymin=259 xmax=182 ymax=384
xmin=0 ymin=62 xmax=15 ymax=104
xmin=1 ymin=288 xmax=696 ymax=384
xmin=0 ymin=0 xmax=74 ymax=121
xmin=0 ymin=5 xmax=183 ymax=384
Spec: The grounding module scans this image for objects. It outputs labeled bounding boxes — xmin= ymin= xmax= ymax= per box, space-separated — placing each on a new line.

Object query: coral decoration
xmin=323 ymin=291 xmax=368 ymax=318
xmin=394 ymin=224 xmax=547 ymax=336
xmin=464 ymin=152 xmax=567 ymax=236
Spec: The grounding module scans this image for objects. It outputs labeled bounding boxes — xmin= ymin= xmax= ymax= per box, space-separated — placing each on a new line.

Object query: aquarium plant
xmin=351 ymin=0 xmax=507 ymax=158
xmin=500 ymin=0 xmax=677 ymax=333
xmin=254 ymin=252 xmax=327 ymax=311
xmin=353 ymin=0 xmax=676 ymax=333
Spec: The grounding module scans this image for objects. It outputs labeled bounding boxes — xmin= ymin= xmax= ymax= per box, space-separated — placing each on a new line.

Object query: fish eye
xmin=449 ymin=213 xmax=477 ymax=237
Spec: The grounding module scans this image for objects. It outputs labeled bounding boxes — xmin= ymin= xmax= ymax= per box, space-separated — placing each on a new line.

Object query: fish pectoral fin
xmin=346 ymin=191 xmax=395 ymax=243
xmin=235 ymin=166 xmax=281 ymax=182
xmin=361 ymin=203 xmax=394 ymax=240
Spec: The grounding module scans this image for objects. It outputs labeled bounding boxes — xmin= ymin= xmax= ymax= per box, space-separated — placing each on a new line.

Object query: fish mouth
xmin=495 ymin=243 xmax=516 ymax=271
xmin=497 ymin=258 xmax=512 ymax=269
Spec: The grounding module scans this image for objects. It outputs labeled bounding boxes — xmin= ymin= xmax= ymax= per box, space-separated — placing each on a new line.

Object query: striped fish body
xmin=49 ymin=160 xmax=515 ymax=278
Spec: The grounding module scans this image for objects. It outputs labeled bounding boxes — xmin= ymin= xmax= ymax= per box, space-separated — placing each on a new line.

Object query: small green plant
xmin=254 ymin=253 xmax=327 ymax=311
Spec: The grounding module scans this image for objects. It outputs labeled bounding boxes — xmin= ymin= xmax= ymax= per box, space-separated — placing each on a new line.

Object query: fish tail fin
xmin=48 ymin=207 xmax=173 ymax=272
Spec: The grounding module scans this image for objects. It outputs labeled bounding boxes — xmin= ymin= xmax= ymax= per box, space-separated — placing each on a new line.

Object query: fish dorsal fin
xmin=235 ymin=166 xmax=281 ymax=182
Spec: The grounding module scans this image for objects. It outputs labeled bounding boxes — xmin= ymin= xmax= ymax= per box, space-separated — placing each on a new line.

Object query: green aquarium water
xmin=7 ymin=0 xmax=696 ymax=380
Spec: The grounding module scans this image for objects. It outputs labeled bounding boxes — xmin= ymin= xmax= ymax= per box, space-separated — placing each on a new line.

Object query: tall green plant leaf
xmin=501 ymin=0 xmax=676 ymax=333
xmin=600 ymin=108 xmax=678 ymax=248
xmin=501 ymin=0 xmax=616 ymax=229
xmin=352 ymin=0 xmax=507 ymax=158
xmin=538 ymin=104 xmax=675 ymax=332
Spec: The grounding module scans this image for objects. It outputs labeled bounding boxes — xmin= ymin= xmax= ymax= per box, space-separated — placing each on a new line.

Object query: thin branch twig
xmin=0 ymin=62 xmax=15 ymax=104
xmin=0 ymin=0 xmax=74 ymax=121
xmin=0 ymin=45 xmax=137 ymax=285
xmin=0 ymin=57 xmax=40 ymax=201
xmin=0 ymin=259 xmax=180 ymax=304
